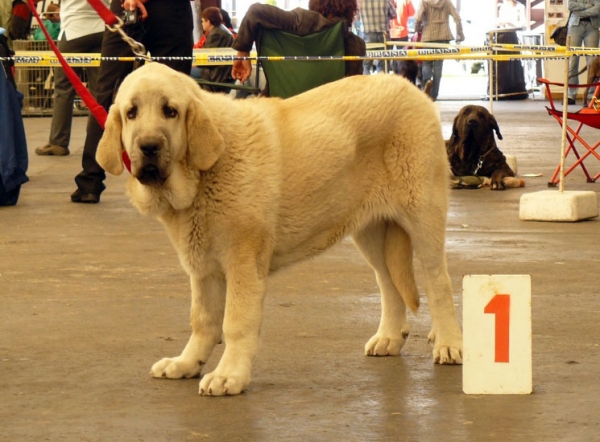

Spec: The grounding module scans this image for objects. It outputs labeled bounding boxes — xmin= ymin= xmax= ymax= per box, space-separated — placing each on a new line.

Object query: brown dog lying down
xmin=446 ymin=105 xmax=516 ymax=190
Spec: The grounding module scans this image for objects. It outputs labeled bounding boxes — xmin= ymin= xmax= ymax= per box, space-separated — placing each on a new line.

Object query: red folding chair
xmin=538 ymin=77 xmax=600 ymax=186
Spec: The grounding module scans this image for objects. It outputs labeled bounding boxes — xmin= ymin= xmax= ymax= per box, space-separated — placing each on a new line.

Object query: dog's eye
xmin=163 ymin=105 xmax=178 ymax=119
xmin=126 ymin=106 xmax=137 ymax=119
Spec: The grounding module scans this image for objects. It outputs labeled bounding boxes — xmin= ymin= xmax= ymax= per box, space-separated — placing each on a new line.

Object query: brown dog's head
xmin=449 ymin=105 xmax=502 ymax=160
xmin=96 ymin=63 xmax=225 ymax=184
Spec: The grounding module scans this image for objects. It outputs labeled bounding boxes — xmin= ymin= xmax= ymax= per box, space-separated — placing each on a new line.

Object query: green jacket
xmin=33 ymin=19 xmax=60 ymax=41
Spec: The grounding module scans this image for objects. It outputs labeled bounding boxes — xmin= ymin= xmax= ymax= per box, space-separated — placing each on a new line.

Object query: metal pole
xmin=559 ymin=35 xmax=571 ymax=193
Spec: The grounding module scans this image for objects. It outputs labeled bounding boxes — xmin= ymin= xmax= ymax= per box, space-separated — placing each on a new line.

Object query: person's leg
xmin=73 ymin=0 xmax=136 ymax=201
xmin=35 ymin=34 xmax=76 ymax=155
xmin=47 ymin=32 xmax=103 ymax=151
xmin=583 ymin=24 xmax=600 ymax=101
xmin=377 ymin=32 xmax=391 ymax=74
xmin=143 ymin=0 xmax=193 ymax=74
xmin=430 ymin=59 xmax=444 ymax=101
xmin=362 ymin=32 xmax=379 ymax=75
xmin=422 ymin=60 xmax=433 ymax=88
xmin=568 ymin=24 xmax=585 ymax=101
xmin=78 ymin=31 xmax=104 ymax=102
xmin=427 ymin=40 xmax=449 ymax=101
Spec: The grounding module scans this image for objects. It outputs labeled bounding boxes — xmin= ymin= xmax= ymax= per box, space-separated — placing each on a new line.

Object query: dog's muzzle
xmin=467 ymin=118 xmax=479 ymax=129
xmin=137 ymin=163 xmax=165 ymax=185
xmin=136 ymin=143 xmax=166 ymax=185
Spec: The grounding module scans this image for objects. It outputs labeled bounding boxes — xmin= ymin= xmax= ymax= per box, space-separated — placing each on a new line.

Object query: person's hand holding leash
xmin=123 ymin=0 xmax=148 ymax=19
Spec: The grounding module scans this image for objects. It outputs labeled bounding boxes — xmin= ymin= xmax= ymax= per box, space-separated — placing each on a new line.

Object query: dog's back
xmin=227 ymin=75 xmax=449 ymax=268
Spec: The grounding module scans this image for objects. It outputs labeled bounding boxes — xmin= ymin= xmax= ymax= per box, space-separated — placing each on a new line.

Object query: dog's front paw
xmin=427 ymin=329 xmax=463 ymax=365
xmin=150 ymin=356 xmax=203 ymax=379
xmin=199 ymin=369 xmax=249 ymax=396
xmin=490 ymin=179 xmax=506 ymax=190
xmin=364 ymin=330 xmax=409 ymax=356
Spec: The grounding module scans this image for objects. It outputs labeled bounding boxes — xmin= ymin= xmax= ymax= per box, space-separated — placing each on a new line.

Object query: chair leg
xmin=548 ymin=120 xmax=600 ymax=185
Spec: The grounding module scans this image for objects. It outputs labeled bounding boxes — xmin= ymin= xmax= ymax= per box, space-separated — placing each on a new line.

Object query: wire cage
xmin=13 ymin=40 xmax=90 ymax=117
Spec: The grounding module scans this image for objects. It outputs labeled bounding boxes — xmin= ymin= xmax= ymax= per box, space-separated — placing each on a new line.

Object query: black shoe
xmin=71 ymin=189 xmax=100 ymax=204
xmin=568 ymin=97 xmax=576 ymax=105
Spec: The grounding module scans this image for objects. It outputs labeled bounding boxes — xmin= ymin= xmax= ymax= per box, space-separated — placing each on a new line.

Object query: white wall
xmin=227 ymin=0 xmax=309 ymax=29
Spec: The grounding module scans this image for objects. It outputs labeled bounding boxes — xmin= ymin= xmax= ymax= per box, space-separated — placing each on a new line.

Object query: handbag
xmin=551 ymin=12 xmax=572 ymax=46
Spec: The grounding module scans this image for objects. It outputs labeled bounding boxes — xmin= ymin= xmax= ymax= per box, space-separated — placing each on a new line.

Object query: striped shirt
xmin=361 ymin=0 xmax=396 ymax=33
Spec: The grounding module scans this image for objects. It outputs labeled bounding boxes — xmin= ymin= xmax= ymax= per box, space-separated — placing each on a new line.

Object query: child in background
xmin=33 ymin=3 xmax=61 ymax=40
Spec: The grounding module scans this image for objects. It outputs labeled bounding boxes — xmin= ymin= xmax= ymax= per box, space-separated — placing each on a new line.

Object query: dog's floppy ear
xmin=451 ymin=113 xmax=461 ymax=143
xmin=488 ymin=113 xmax=503 ymax=140
xmin=96 ymin=104 xmax=124 ymax=176
xmin=186 ymin=97 xmax=225 ymax=171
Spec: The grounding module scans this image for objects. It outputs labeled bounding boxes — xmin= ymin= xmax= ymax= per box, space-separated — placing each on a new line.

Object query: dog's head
xmin=96 ymin=63 xmax=225 ymax=185
xmin=449 ymin=105 xmax=502 ymax=160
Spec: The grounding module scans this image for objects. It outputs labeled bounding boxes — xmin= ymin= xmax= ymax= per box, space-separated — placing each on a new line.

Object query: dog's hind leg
xmin=404 ymin=209 xmax=463 ymax=365
xmin=353 ymin=221 xmax=417 ymax=356
xmin=150 ymin=273 xmax=226 ymax=379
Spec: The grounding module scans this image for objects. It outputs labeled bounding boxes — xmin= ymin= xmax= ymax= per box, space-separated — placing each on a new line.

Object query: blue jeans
xmin=363 ymin=32 xmax=386 ymax=75
xmin=421 ymin=40 xmax=449 ymax=101
xmin=568 ymin=22 xmax=599 ymax=100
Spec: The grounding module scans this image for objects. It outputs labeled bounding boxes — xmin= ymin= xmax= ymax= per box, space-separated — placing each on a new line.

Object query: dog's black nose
xmin=141 ymin=144 xmax=159 ymax=157
xmin=467 ymin=119 xmax=478 ymax=127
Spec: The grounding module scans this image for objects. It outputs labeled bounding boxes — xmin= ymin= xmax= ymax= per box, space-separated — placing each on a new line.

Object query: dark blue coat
xmin=0 ymin=66 xmax=28 ymax=206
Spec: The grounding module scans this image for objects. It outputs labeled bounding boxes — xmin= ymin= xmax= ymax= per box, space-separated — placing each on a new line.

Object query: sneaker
xmin=567 ymin=97 xmax=576 ymax=105
xmin=71 ymin=189 xmax=100 ymax=204
xmin=35 ymin=144 xmax=69 ymax=156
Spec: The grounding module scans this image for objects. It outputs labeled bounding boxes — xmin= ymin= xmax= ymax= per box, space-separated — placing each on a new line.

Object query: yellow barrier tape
xmin=7 ymin=42 xmax=595 ymax=67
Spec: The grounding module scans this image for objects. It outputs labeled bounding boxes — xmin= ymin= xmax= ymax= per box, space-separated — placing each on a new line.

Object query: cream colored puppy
xmin=97 ymin=62 xmax=462 ymax=396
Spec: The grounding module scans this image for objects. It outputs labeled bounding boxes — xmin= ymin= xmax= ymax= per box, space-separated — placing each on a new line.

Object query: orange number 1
xmin=484 ymin=294 xmax=510 ymax=363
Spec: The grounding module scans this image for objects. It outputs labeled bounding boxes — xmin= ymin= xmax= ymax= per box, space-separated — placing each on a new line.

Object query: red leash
xmin=82 ymin=0 xmax=119 ymax=27
xmin=26 ymin=0 xmax=132 ymax=172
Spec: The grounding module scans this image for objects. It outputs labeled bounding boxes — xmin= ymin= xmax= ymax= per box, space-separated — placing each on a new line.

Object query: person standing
xmin=71 ymin=0 xmax=193 ymax=203
xmin=360 ymin=0 xmax=396 ymax=74
xmin=35 ymin=0 xmax=107 ymax=156
xmin=492 ymin=0 xmax=529 ymax=100
xmin=389 ymin=0 xmax=415 ymax=42
xmin=497 ymin=0 xmax=527 ymax=30
xmin=415 ymin=0 xmax=464 ymax=101
xmin=566 ymin=0 xmax=600 ymax=105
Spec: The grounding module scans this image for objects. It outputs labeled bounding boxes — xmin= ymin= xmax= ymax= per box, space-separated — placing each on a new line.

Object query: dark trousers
xmin=488 ymin=31 xmax=527 ymax=100
xmin=50 ymin=31 xmax=103 ymax=148
xmin=75 ymin=0 xmax=193 ymax=195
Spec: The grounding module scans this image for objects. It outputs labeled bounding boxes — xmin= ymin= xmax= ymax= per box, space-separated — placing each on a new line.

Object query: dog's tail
xmin=384 ymin=223 xmax=420 ymax=313
xmin=570 ymin=65 xmax=587 ymax=79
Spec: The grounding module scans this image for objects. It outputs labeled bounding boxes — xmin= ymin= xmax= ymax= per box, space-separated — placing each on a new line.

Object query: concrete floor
xmin=2 ymin=97 xmax=600 ymax=441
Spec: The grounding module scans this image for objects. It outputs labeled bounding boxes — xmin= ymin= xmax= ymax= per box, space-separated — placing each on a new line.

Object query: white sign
xmin=463 ymin=275 xmax=532 ymax=394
